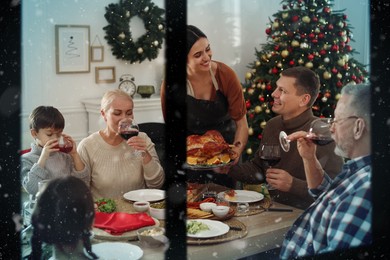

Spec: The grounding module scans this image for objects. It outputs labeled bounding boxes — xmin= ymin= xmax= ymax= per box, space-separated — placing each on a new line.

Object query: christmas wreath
xmin=103 ymin=0 xmax=165 ymax=63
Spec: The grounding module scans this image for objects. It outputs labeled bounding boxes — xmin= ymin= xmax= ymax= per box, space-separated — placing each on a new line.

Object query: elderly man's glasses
xmin=329 ymin=116 xmax=359 ymax=126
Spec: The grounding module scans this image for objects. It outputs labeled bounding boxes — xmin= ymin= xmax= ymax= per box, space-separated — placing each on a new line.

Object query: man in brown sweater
xmin=227 ymin=67 xmax=343 ymax=209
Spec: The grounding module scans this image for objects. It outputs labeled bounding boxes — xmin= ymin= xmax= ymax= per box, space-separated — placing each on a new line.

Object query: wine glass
xmin=279 ymin=118 xmax=334 ymax=152
xmin=306 ymin=118 xmax=334 ymax=146
xmin=118 ymin=117 xmax=143 ymax=158
xmin=57 ymin=136 xmax=73 ymax=153
xmin=260 ymin=144 xmax=281 ymax=190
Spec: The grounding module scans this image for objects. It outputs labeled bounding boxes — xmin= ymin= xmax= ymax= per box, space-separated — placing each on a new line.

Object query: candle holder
xmin=137 ymin=85 xmax=155 ymax=98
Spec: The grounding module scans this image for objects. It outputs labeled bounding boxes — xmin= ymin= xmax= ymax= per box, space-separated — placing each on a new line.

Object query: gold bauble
xmin=302 ymin=16 xmax=311 ymax=23
xmin=245 ymin=72 xmax=252 ymax=80
xmin=291 ymin=40 xmax=300 ymax=47
xmin=256 ymin=61 xmax=261 ymax=66
xmin=323 ymin=71 xmax=332 ymax=79
xmin=254 ymin=106 xmax=262 ymax=113
xmin=337 ymin=59 xmax=345 ymax=67
xmin=282 ymin=12 xmax=289 ymax=19
xmin=272 ymin=21 xmax=280 ymax=29
xmin=337 ymin=73 xmax=342 ymax=79
xmin=277 ymin=62 xmax=283 ymax=68
xmin=261 ymin=83 xmax=266 ymax=90
xmin=248 ymin=127 xmax=254 ymax=135
xmin=260 ymin=121 xmax=267 ymax=129
xmin=335 ymin=93 xmax=341 ymax=100
xmin=305 ymin=62 xmax=313 ymax=69
xmin=246 ymin=148 xmax=253 ymax=155
xmin=298 ymin=58 xmax=304 ymax=64
xmin=281 ymin=50 xmax=289 ymax=58
xmin=265 ymin=109 xmax=271 ymax=114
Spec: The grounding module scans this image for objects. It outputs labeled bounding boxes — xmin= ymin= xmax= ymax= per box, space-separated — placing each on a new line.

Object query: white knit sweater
xmin=77 ymin=131 xmax=165 ymax=199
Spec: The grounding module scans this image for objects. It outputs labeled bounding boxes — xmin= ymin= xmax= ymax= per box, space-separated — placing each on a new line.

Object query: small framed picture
xmin=95 ymin=66 xmax=115 ymax=84
xmin=91 ymin=46 xmax=104 ymax=62
xmin=55 ymin=25 xmax=90 ymax=74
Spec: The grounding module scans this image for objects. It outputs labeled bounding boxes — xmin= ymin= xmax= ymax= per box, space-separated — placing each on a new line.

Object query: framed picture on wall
xmin=95 ymin=66 xmax=116 ymax=83
xmin=55 ymin=25 xmax=90 ymax=74
xmin=91 ymin=46 xmax=104 ymax=62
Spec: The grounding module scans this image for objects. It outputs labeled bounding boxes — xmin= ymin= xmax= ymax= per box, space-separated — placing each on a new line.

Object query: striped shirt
xmin=280 ymin=155 xmax=372 ymax=259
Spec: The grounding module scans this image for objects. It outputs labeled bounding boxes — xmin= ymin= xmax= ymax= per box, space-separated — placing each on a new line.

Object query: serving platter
xmin=183 ymin=161 xmax=233 ymax=171
xmin=187 ymin=219 xmax=230 ymax=238
xmin=123 ymin=189 xmax=165 ymax=202
xmin=218 ymin=190 xmax=264 ymax=203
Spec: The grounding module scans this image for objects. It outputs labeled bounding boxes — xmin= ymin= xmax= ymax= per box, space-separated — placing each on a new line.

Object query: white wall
xmin=188 ymin=0 xmax=370 ymax=82
xmin=21 ymin=0 xmax=165 ymax=148
xmin=21 ymin=0 xmax=369 ymax=149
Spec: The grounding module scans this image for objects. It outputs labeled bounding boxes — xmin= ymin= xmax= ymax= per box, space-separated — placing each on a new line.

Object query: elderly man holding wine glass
xmin=225 ymin=66 xmax=343 ymax=209
xmin=78 ymin=89 xmax=165 ymax=199
xmin=280 ymin=83 xmax=372 ymax=258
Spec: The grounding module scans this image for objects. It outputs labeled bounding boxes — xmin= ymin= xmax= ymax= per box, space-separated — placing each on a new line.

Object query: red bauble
xmin=339 ymin=42 xmax=345 ymax=48
xmin=266 ymin=28 xmax=272 ymax=35
xmin=287 ymin=31 xmax=294 ymax=38
xmin=258 ymin=134 xmax=262 ymax=140
xmin=259 ymin=96 xmax=265 ymax=102
xmin=308 ymin=54 xmax=314 ymax=60
xmin=312 ymin=39 xmax=318 ymax=44
xmin=272 ymin=67 xmax=278 ymax=74
xmin=274 ymin=45 xmax=280 ymax=51
xmin=331 ymin=45 xmax=339 ymax=52
xmin=331 ymin=68 xmax=338 ymax=74
xmin=343 ymin=15 xmax=348 ymax=20
xmin=319 ymin=49 xmax=327 ymax=55
xmin=309 ymin=33 xmax=315 ymax=39
xmin=249 ymin=113 xmax=254 ymax=119
xmin=323 ymin=7 xmax=331 ymax=14
xmin=300 ymin=33 xmax=307 ymax=38
xmin=266 ymin=84 xmax=272 ymax=91
xmin=351 ymin=75 xmax=357 ymax=81
xmin=292 ymin=15 xmax=299 ymax=22
xmin=336 ymin=81 xmax=343 ymax=87
xmin=328 ymin=24 xmax=334 ymax=30
xmin=312 ymin=16 xmax=318 ymax=22
xmin=345 ymin=45 xmax=352 ymax=52
xmin=289 ymin=60 xmax=295 ymax=66
xmin=318 ymin=33 xmax=325 ymax=39
xmin=246 ymin=100 xmax=251 ymax=109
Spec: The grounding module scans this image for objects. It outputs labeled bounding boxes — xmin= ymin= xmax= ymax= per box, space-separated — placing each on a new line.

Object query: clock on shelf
xmin=118 ymin=74 xmax=137 ymax=97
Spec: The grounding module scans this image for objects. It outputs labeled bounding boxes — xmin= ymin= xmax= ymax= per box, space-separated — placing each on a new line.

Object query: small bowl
xmin=133 ymin=201 xmax=150 ymax=212
xmin=137 ymin=226 xmax=166 ymax=247
xmin=199 ymin=202 xmax=217 ymax=212
xmin=149 ymin=201 xmax=166 ymax=220
xmin=212 ymin=205 xmax=230 ymax=218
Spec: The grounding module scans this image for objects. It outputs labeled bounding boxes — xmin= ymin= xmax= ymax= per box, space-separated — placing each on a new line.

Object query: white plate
xmin=89 ymin=242 xmax=143 ymax=259
xmin=93 ymin=218 xmax=160 ymax=241
xmin=187 ymin=219 xmax=230 ymax=238
xmin=123 ymin=189 xmax=165 ymax=202
xmin=218 ymin=190 xmax=264 ymax=203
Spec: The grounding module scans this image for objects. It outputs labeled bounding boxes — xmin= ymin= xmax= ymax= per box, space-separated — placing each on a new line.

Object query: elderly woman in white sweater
xmin=78 ymin=89 xmax=165 ymax=199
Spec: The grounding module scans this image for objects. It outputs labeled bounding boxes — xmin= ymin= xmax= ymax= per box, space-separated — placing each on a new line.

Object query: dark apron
xmin=186 ymin=72 xmax=236 ymax=188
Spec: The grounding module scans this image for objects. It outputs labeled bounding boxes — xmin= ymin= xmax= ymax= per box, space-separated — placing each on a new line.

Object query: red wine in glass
xmin=56 ymin=136 xmax=73 ymax=153
xmin=308 ymin=135 xmax=334 ymax=146
xmin=260 ymin=156 xmax=281 ymax=167
xmin=119 ymin=129 xmax=139 ymax=140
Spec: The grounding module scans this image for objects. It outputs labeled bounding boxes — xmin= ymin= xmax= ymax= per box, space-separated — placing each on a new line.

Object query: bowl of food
xmin=212 ymin=205 xmax=230 ymax=218
xmin=133 ymin=201 xmax=150 ymax=212
xmin=199 ymin=202 xmax=217 ymax=213
xmin=137 ymin=226 xmax=166 ymax=247
xmin=149 ymin=201 xmax=166 ymax=220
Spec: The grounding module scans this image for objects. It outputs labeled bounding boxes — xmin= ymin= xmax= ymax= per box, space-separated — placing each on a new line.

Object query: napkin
xmin=94 ymin=212 xmax=156 ymax=235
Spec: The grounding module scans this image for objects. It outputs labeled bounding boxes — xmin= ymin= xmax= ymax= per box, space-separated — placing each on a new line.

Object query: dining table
xmin=91 ymin=183 xmax=303 ymax=260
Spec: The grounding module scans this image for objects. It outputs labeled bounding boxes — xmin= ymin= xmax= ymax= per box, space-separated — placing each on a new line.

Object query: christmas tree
xmin=242 ymin=0 xmax=368 ymax=160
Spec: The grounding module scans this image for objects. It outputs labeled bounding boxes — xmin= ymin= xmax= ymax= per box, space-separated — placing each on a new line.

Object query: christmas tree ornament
xmin=260 ymin=121 xmax=267 ymax=129
xmin=281 ymin=50 xmax=289 ymax=57
xmin=245 ymin=72 xmax=252 ymax=79
xmin=300 ymin=43 xmax=309 ymax=49
xmin=256 ymin=61 xmax=261 ymax=66
xmin=337 ymin=73 xmax=342 ymax=79
xmin=246 ymin=148 xmax=253 ymax=155
xmin=305 ymin=62 xmax=313 ymax=68
xmin=298 ymin=58 xmax=304 ymax=64
xmin=248 ymin=127 xmax=254 ymax=135
xmin=265 ymin=109 xmax=271 ymax=114
xmin=272 ymin=21 xmax=280 ymax=29
xmin=323 ymin=71 xmax=332 ymax=79
xmin=282 ymin=12 xmax=289 ymax=19
xmin=337 ymin=59 xmax=345 ymax=66
xmin=302 ymin=16 xmax=311 ymax=23
xmin=254 ymin=106 xmax=262 ymax=113
xmin=291 ymin=40 xmax=300 ymax=47
xmin=324 ymin=57 xmax=330 ymax=63
xmin=335 ymin=93 xmax=341 ymax=100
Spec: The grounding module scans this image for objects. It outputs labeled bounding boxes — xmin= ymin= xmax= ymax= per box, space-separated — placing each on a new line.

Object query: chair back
xmin=139 ymin=122 xmax=166 ymax=168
